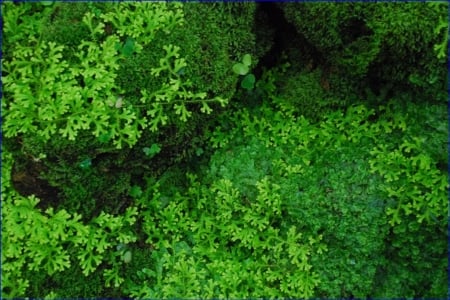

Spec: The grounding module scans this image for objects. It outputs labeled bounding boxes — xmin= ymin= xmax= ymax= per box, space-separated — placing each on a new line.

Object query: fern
xmin=2 ymin=2 xmax=228 ymax=149
xmin=1 ymin=148 xmax=139 ymax=297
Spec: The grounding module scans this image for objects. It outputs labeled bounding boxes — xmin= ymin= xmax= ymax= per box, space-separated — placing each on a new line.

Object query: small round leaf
xmin=241 ymin=74 xmax=256 ymax=90
xmin=233 ymin=63 xmax=249 ymax=75
xmin=242 ymin=54 xmax=252 ymax=67
xmin=123 ymin=251 xmax=132 ymax=263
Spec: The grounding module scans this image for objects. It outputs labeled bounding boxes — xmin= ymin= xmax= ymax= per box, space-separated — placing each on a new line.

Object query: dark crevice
xmin=252 ymin=2 xmax=326 ymax=80
xmin=253 ymin=2 xmax=297 ymax=79
xmin=340 ymin=17 xmax=373 ymax=46
xmin=11 ymin=159 xmax=61 ymax=210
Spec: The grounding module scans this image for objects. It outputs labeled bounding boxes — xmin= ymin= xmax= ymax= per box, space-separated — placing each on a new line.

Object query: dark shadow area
xmin=11 ymin=158 xmax=61 ymax=210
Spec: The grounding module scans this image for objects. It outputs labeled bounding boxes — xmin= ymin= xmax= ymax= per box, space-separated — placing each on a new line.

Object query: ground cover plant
xmin=1 ymin=1 xmax=448 ymax=298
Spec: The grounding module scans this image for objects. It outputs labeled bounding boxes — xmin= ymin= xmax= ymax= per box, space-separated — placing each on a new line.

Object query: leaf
xmin=241 ymin=74 xmax=255 ymax=90
xmin=233 ymin=63 xmax=249 ymax=75
xmin=129 ymin=185 xmax=143 ymax=198
xmin=121 ymin=37 xmax=135 ymax=57
xmin=174 ymin=103 xmax=192 ymax=122
xmin=97 ymin=132 xmax=112 ymax=143
xmin=79 ymin=158 xmax=92 ymax=169
xmin=104 ymin=267 xmax=124 ymax=288
xmin=115 ymin=42 xmax=123 ymax=52
xmin=123 ymin=250 xmax=132 ymax=263
xmin=242 ymin=54 xmax=252 ymax=67
xmin=200 ymin=101 xmax=213 ymax=114
xmin=177 ymin=66 xmax=186 ymax=75
xmin=79 ymin=252 xmax=102 ymax=276
xmin=143 ymin=143 xmax=161 ymax=157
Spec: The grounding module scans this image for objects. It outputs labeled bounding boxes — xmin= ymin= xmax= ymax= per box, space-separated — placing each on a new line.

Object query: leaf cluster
xmin=1 ymin=2 xmax=447 ymax=299
xmin=1 ymin=151 xmax=138 ymax=298
xmin=207 ymin=96 xmax=447 ymax=298
xmin=3 ymin=3 xmax=229 ymax=150
xmin=281 ymin=2 xmax=447 ymax=104
xmin=125 ymin=174 xmax=322 ymax=298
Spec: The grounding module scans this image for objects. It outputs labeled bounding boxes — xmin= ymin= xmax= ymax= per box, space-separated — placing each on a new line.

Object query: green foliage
xmin=209 ymin=103 xmax=389 ymax=297
xmin=1 ymin=1 xmax=245 ymax=226
xmin=433 ymin=16 xmax=448 ymax=60
xmin=369 ymin=136 xmax=446 ymax=226
xmin=40 ymin=3 xmax=92 ymax=50
xmin=282 ymin=2 xmax=447 ymax=103
xmin=282 ymin=3 xmax=379 ymax=77
xmin=207 ymin=97 xmax=447 ymax=298
xmin=39 ymin=155 xmax=133 ymax=219
xmin=1 ymin=2 xmax=256 ymax=217
xmin=1 ymin=150 xmax=138 ymax=298
xmin=125 ymin=174 xmax=322 ymax=298
xmin=2 ymin=33 xmax=141 ymax=148
xmin=429 ymin=2 xmax=449 ymax=60
xmin=117 ymin=97 xmax=447 ymax=298
xmin=241 ymin=74 xmax=256 ymax=90
xmin=178 ymin=2 xmax=257 ymax=96
xmin=140 ymin=43 xmax=227 ymax=129
xmin=115 ymin=37 xmax=137 ymax=57
xmin=2 ymin=2 xmax=446 ymax=299
xmin=365 ymin=101 xmax=448 ymax=297
xmin=2 ymin=3 xmax=227 ymax=150
xmin=142 ymin=143 xmax=161 ymax=158
xmin=2 ymin=3 xmax=54 ymax=55
xmin=276 ymin=68 xmax=348 ymax=121
xmin=233 ymin=53 xmax=252 ymax=75
xmin=233 ymin=54 xmax=257 ymax=90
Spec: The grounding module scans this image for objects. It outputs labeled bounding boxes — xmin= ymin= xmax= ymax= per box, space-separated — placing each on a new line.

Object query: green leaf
xmin=242 ymin=54 xmax=252 ymax=67
xmin=79 ymin=158 xmax=92 ymax=169
xmin=104 ymin=267 xmax=124 ymax=288
xmin=123 ymin=250 xmax=132 ymax=263
xmin=115 ymin=42 xmax=123 ymax=52
xmin=176 ymin=66 xmax=186 ymax=76
xmin=98 ymin=132 xmax=112 ymax=143
xmin=143 ymin=143 xmax=161 ymax=157
xmin=174 ymin=103 xmax=192 ymax=122
xmin=241 ymin=74 xmax=255 ymax=90
xmin=200 ymin=101 xmax=213 ymax=114
xmin=121 ymin=37 xmax=136 ymax=57
xmin=233 ymin=63 xmax=249 ymax=75
xmin=129 ymin=185 xmax=143 ymax=198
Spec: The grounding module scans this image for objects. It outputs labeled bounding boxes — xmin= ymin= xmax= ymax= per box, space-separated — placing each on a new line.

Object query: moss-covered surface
xmin=2 ymin=2 xmax=448 ymax=298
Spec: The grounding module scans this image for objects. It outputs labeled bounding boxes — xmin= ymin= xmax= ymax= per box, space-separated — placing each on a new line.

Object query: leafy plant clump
xmin=2 ymin=1 xmax=257 ymax=219
xmin=233 ymin=53 xmax=256 ymax=90
xmin=2 ymin=2 xmax=228 ymax=149
xmin=1 ymin=2 xmax=447 ymax=299
xmin=207 ymin=93 xmax=447 ymax=297
xmin=1 ymin=151 xmax=138 ymax=298
xmin=281 ymin=2 xmax=447 ymax=104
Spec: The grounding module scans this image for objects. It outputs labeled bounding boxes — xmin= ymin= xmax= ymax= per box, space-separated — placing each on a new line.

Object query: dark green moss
xmin=281 ymin=2 xmax=447 ymax=103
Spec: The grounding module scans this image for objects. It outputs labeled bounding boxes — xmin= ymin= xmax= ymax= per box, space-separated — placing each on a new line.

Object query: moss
xmin=40 ymin=3 xmax=92 ymax=61
xmin=277 ymin=69 xmax=343 ymax=121
xmin=167 ymin=2 xmax=257 ymax=98
xmin=280 ymin=2 xmax=447 ymax=103
xmin=13 ymin=2 xmax=259 ymax=218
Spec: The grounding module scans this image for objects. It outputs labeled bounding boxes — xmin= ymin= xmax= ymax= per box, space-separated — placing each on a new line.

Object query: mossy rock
xmin=7 ymin=2 xmax=259 ymax=217
xmin=280 ymin=2 xmax=447 ymax=102
xmin=276 ymin=69 xmax=349 ymax=121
